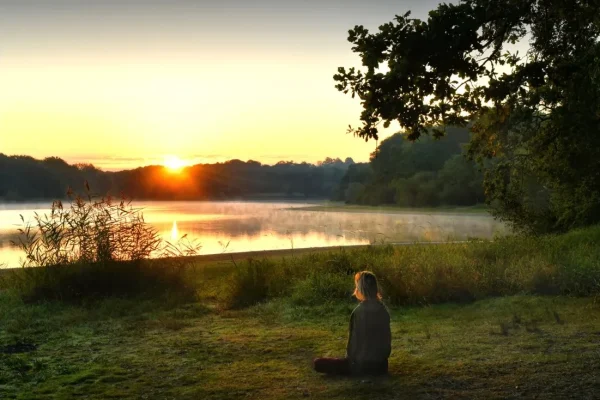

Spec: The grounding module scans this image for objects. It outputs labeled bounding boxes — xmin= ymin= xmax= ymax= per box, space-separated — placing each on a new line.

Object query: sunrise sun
xmin=163 ymin=156 xmax=186 ymax=172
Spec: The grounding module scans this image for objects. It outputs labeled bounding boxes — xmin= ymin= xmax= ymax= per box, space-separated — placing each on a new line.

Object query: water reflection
xmin=0 ymin=201 xmax=506 ymax=268
xmin=171 ymin=221 xmax=179 ymax=242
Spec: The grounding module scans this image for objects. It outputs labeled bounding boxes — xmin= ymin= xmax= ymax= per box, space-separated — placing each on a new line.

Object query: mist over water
xmin=0 ymin=201 xmax=505 ymax=268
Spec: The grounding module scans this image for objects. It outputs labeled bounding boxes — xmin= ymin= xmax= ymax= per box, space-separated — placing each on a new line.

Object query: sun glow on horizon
xmin=0 ymin=0 xmax=415 ymax=169
xmin=163 ymin=156 xmax=186 ymax=172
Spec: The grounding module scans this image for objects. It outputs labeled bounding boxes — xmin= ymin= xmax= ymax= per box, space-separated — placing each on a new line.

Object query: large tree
xmin=334 ymin=0 xmax=600 ymax=233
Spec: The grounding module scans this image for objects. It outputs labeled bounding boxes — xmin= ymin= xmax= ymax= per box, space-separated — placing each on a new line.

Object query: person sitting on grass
xmin=313 ymin=270 xmax=391 ymax=376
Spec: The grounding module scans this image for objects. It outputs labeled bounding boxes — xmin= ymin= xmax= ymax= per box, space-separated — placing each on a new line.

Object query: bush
xmin=322 ymin=251 xmax=359 ymax=276
xmin=290 ymin=272 xmax=352 ymax=306
xmin=7 ymin=187 xmax=200 ymax=303
xmin=14 ymin=190 xmax=164 ymax=267
xmin=219 ymin=259 xmax=274 ymax=309
xmin=213 ymin=226 xmax=600 ymax=309
xmin=4 ymin=261 xmax=196 ymax=304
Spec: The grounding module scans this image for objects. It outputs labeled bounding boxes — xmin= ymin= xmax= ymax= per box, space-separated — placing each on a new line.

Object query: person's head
xmin=353 ymin=271 xmax=382 ymax=302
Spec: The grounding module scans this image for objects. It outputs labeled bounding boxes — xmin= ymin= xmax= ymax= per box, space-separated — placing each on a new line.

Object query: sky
xmin=0 ymin=0 xmax=448 ymax=170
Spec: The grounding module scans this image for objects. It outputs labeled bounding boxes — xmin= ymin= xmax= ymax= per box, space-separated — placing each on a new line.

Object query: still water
xmin=0 ymin=201 xmax=505 ymax=268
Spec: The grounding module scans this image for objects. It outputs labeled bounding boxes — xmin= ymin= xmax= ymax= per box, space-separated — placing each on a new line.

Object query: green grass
xmin=206 ymin=225 xmax=600 ymax=308
xmin=1 ymin=226 xmax=600 ymax=399
xmin=1 ymin=293 xmax=599 ymax=399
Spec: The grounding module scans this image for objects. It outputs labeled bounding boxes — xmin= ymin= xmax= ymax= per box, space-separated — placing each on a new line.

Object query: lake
xmin=0 ymin=201 xmax=505 ymax=268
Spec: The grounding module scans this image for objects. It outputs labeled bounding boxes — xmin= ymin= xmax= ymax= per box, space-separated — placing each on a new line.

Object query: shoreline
xmin=194 ymin=239 xmax=479 ymax=259
xmin=0 ymin=241 xmax=478 ymax=272
xmin=290 ymin=204 xmax=491 ymax=215
xmin=167 ymin=241 xmax=473 ymax=264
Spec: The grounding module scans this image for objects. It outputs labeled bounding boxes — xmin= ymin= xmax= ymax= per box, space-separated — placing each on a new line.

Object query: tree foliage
xmin=335 ymin=0 xmax=600 ymax=232
xmin=333 ymin=127 xmax=483 ymax=207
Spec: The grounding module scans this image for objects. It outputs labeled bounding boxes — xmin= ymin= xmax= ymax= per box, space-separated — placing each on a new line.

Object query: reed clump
xmin=3 ymin=186 xmax=200 ymax=303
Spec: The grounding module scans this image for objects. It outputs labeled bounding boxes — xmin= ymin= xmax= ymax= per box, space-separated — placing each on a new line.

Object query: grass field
xmin=1 ymin=226 xmax=600 ymax=399
xmin=1 ymin=294 xmax=599 ymax=399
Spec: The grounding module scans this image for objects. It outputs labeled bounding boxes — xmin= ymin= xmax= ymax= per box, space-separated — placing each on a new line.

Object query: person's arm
xmin=383 ymin=308 xmax=392 ymax=358
xmin=346 ymin=309 xmax=356 ymax=359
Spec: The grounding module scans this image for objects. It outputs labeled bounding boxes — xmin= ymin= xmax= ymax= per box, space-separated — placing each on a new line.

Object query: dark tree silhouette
xmin=333 ymin=127 xmax=483 ymax=207
xmin=0 ymin=154 xmax=351 ymax=202
xmin=335 ymin=0 xmax=600 ymax=232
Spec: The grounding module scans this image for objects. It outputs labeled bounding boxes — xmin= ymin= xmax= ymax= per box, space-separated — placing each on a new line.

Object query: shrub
xmin=216 ymin=226 xmax=600 ymax=309
xmin=14 ymin=189 xmax=163 ymax=267
xmin=5 ymin=261 xmax=196 ymax=303
xmin=7 ymin=187 xmax=200 ymax=303
xmin=219 ymin=259 xmax=274 ymax=309
xmin=322 ymin=251 xmax=359 ymax=276
xmin=290 ymin=272 xmax=352 ymax=306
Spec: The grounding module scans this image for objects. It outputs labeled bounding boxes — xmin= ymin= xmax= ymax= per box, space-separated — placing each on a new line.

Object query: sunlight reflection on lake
xmin=171 ymin=221 xmax=179 ymax=242
xmin=0 ymin=201 xmax=506 ymax=268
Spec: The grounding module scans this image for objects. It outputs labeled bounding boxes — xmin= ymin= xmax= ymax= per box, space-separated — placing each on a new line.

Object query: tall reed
xmin=5 ymin=185 xmax=201 ymax=302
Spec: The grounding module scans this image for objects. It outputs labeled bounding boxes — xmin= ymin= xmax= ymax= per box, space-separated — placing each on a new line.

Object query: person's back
xmin=347 ymin=299 xmax=391 ymax=374
xmin=313 ymin=271 xmax=392 ymax=376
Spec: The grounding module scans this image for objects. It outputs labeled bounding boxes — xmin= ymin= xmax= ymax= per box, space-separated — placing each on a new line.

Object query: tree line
xmin=1 ymin=137 xmax=485 ymax=207
xmin=332 ymin=126 xmax=484 ymax=207
xmin=0 ymin=155 xmax=354 ymax=201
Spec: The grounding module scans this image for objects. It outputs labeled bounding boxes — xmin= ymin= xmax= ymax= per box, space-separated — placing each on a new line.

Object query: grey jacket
xmin=346 ymin=300 xmax=392 ymax=364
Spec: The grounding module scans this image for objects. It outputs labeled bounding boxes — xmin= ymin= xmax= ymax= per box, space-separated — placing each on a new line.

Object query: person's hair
xmin=353 ymin=271 xmax=382 ymax=301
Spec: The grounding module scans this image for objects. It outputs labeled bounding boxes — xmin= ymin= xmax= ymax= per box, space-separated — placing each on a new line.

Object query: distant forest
xmin=1 ymin=127 xmax=483 ymax=206
xmin=0 ymin=155 xmax=354 ymax=201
